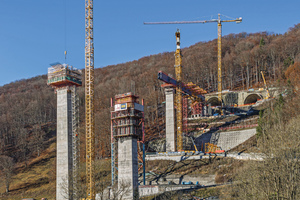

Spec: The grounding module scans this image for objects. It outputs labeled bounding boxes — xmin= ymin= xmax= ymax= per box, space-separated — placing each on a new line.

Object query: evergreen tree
xmin=259 ymin=37 xmax=265 ymax=47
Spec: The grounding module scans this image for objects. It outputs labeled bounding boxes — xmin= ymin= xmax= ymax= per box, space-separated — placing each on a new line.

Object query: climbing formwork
xmin=47 ymin=63 xmax=82 ymax=88
xmin=111 ymin=92 xmax=144 ymax=199
xmin=111 ymin=93 xmax=143 ymax=138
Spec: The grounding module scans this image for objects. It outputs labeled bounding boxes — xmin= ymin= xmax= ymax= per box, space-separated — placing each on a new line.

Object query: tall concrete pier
xmin=47 ymin=63 xmax=82 ymax=200
xmin=56 ymin=88 xmax=73 ymax=199
xmin=118 ymin=137 xmax=139 ymax=199
xmin=163 ymin=84 xmax=176 ymax=152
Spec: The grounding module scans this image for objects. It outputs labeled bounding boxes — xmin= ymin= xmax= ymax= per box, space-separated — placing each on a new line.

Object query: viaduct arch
xmin=244 ymin=93 xmax=263 ymax=105
xmin=207 ymin=97 xmax=221 ymax=106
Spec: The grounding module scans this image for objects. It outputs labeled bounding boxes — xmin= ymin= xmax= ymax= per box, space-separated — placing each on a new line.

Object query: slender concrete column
xmin=164 ymin=86 xmax=176 ymax=152
xmin=118 ymin=137 xmax=139 ymax=200
xmin=56 ymin=88 xmax=73 ymax=200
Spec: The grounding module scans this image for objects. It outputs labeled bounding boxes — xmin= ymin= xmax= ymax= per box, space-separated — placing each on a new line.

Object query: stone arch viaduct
xmin=205 ymin=88 xmax=279 ymax=106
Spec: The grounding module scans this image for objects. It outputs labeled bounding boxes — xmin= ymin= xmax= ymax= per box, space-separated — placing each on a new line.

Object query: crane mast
xmin=85 ymin=0 xmax=95 ymax=199
xmin=217 ymin=14 xmax=222 ymax=105
xmin=216 ymin=14 xmax=242 ymax=107
xmin=175 ymin=30 xmax=183 ymax=151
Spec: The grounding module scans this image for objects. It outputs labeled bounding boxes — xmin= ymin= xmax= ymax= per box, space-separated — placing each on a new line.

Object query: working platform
xmin=47 ymin=63 xmax=82 ymax=87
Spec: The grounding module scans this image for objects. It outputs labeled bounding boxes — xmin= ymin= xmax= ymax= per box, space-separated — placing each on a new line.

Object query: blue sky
xmin=0 ymin=0 xmax=300 ymax=86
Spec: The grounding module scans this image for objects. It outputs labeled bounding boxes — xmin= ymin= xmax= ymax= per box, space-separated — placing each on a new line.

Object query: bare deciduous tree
xmin=227 ymin=95 xmax=300 ymax=200
xmin=0 ymin=156 xmax=14 ymax=193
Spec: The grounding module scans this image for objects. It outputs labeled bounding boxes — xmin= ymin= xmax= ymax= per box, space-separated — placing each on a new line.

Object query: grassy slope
xmin=0 ymin=140 xmax=113 ymax=200
xmin=1 ymin=141 xmax=56 ymax=200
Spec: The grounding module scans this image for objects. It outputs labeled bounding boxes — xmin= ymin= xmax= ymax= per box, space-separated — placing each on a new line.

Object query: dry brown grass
xmin=0 ymin=141 xmax=112 ymax=200
xmin=0 ymin=142 xmax=56 ymax=200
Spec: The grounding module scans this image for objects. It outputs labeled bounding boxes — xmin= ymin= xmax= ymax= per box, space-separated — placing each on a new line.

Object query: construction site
xmin=44 ymin=2 xmax=285 ymax=200
xmin=1 ymin=0 xmax=300 ymax=199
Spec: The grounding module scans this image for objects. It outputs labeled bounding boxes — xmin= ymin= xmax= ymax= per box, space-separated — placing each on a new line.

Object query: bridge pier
xmin=162 ymin=84 xmax=176 ymax=152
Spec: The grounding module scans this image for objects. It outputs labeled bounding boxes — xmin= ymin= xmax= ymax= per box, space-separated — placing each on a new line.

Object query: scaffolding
xmin=111 ymin=92 xmax=145 ymax=185
xmin=47 ymin=63 xmax=82 ymax=88
xmin=191 ymin=102 xmax=203 ymax=117
xmin=205 ymin=143 xmax=221 ymax=153
xmin=182 ymin=97 xmax=188 ymax=134
xmin=71 ymin=86 xmax=80 ymax=199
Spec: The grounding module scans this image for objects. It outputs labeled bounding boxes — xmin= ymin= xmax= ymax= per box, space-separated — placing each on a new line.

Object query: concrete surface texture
xmin=118 ymin=136 xmax=139 ymax=199
xmin=56 ymin=88 xmax=73 ymax=200
xmin=195 ymin=128 xmax=257 ymax=151
xmin=164 ymin=86 xmax=176 ymax=152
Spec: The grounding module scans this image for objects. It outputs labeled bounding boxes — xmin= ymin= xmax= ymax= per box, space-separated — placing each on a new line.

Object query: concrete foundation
xmin=56 ymin=88 xmax=73 ymax=200
xmin=118 ymin=136 xmax=139 ymax=200
xmin=164 ymin=86 xmax=176 ymax=152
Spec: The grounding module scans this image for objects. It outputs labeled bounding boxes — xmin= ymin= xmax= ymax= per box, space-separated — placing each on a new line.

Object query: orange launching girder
xmin=185 ymin=82 xmax=207 ymax=96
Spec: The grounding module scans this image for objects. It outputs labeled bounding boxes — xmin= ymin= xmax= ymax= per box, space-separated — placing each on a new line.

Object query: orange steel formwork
xmin=111 ymin=93 xmax=145 ymax=185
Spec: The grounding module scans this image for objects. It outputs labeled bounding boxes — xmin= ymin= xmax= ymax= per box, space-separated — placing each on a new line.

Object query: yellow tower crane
xmin=215 ymin=14 xmax=242 ymax=107
xmin=145 ymin=14 xmax=242 ymax=109
xmin=85 ymin=0 xmax=95 ymax=199
xmin=175 ymin=30 xmax=183 ymax=151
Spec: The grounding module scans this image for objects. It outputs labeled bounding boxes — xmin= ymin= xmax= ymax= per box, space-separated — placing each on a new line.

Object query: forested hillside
xmin=1 ymin=23 xmax=300 ymax=167
xmin=227 ymin=86 xmax=300 ymax=199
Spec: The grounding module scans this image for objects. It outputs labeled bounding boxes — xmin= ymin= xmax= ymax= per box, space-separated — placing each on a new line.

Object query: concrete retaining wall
xmin=139 ymin=185 xmax=160 ymax=197
xmin=139 ymin=185 xmax=198 ymax=197
xmin=195 ymin=128 xmax=256 ymax=151
xmin=98 ymin=185 xmax=198 ymax=199
xmin=226 ymin=152 xmax=264 ymax=161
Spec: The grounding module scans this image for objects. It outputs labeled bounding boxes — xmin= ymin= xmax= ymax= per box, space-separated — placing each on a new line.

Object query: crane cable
xmin=64 ymin=0 xmax=67 ymax=62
